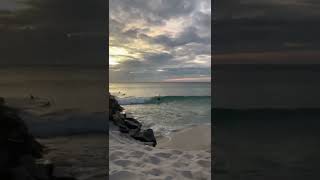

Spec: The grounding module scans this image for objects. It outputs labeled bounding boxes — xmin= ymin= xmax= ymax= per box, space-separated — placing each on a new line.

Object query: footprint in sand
xmin=148 ymin=156 xmax=161 ymax=165
xmin=144 ymin=168 xmax=162 ymax=176
xmin=170 ymin=150 xmax=183 ymax=155
xmin=154 ymin=152 xmax=172 ymax=158
xmin=197 ymin=160 xmax=211 ymax=168
xmin=164 ymin=176 xmax=173 ymax=180
xmin=130 ymin=151 xmax=145 ymax=158
xmin=182 ymin=154 xmax=194 ymax=159
xmin=109 ymin=151 xmax=126 ymax=161
xmin=114 ymin=159 xmax=132 ymax=167
xmin=172 ymin=161 xmax=189 ymax=168
xmin=144 ymin=146 xmax=153 ymax=151
xmin=109 ymin=171 xmax=141 ymax=180
xmin=181 ymin=171 xmax=193 ymax=179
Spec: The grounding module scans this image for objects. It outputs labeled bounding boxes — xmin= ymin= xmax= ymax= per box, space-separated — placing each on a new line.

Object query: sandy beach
xmin=109 ymin=123 xmax=211 ymax=180
xmin=158 ymin=125 xmax=211 ymax=151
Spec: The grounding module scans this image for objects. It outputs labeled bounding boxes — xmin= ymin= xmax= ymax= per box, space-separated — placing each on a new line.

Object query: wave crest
xmin=116 ymin=96 xmax=211 ymax=105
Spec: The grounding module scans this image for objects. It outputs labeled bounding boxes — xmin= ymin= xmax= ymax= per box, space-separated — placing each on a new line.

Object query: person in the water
xmin=30 ymin=94 xmax=35 ymax=100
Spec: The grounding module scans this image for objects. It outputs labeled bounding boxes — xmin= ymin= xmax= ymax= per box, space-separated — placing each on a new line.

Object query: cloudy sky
xmin=215 ymin=0 xmax=320 ymax=64
xmin=109 ymin=0 xmax=211 ymax=82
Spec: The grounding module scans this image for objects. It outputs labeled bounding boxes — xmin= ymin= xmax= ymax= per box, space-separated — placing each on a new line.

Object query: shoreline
xmin=158 ymin=124 xmax=211 ymax=151
xmin=109 ymin=94 xmax=211 ymax=179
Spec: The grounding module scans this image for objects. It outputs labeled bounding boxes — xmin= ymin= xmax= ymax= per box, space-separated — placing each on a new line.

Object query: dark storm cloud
xmin=214 ymin=0 xmax=320 ymax=54
xmin=0 ymin=0 xmax=107 ymax=65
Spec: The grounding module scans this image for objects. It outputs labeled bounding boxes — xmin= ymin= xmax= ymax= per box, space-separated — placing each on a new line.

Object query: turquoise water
xmin=110 ymin=82 xmax=211 ymax=136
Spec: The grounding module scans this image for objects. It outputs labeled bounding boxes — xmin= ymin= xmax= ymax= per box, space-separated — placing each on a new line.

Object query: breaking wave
xmin=116 ymin=96 xmax=211 ymax=105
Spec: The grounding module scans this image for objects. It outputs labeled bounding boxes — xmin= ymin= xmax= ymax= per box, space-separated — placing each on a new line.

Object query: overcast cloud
xmin=215 ymin=0 xmax=320 ymax=55
xmin=109 ymin=0 xmax=211 ymax=82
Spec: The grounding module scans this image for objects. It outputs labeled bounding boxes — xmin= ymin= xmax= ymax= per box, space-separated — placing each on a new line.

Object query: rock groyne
xmin=109 ymin=94 xmax=157 ymax=147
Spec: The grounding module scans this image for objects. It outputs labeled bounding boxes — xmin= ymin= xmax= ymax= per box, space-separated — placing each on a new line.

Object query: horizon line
xmin=110 ymin=81 xmax=211 ymax=83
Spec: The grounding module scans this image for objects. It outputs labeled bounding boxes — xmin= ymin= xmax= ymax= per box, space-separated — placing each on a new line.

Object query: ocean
xmin=0 ymin=66 xmax=107 ymax=180
xmin=0 ymin=66 xmax=107 ymax=112
xmin=109 ymin=82 xmax=211 ymax=137
xmin=214 ymin=64 xmax=320 ymax=179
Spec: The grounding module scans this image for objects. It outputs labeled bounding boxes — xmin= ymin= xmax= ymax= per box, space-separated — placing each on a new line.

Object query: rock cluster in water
xmin=0 ymin=98 xmax=76 ymax=180
xmin=109 ymin=93 xmax=157 ymax=147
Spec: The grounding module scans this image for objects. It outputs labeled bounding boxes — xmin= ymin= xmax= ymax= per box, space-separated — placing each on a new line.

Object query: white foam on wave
xmin=116 ymin=97 xmax=154 ymax=105
xmin=116 ymin=95 xmax=211 ymax=105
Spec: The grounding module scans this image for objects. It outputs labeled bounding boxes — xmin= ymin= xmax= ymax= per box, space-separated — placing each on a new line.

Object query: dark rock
xmin=29 ymin=136 xmax=44 ymax=158
xmin=118 ymin=124 xmax=129 ymax=133
xmin=0 ymin=101 xmax=77 ymax=180
xmin=109 ymin=93 xmax=157 ymax=147
xmin=109 ymin=94 xmax=124 ymax=121
xmin=124 ymin=118 xmax=142 ymax=130
xmin=132 ymin=129 xmax=157 ymax=147
xmin=128 ymin=128 xmax=140 ymax=137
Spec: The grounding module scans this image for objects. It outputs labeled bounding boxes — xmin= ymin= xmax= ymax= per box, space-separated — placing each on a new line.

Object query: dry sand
xmin=109 ymin=124 xmax=211 ymax=180
xmin=158 ymin=125 xmax=211 ymax=151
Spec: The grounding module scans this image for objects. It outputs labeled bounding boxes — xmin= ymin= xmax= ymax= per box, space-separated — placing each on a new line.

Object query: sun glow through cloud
xmin=109 ymin=56 xmax=119 ymax=66
xmin=109 ymin=0 xmax=211 ymax=82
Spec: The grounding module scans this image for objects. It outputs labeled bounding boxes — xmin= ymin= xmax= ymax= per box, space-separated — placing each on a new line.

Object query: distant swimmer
xmin=30 ymin=94 xmax=35 ymax=100
xmin=117 ymin=91 xmax=126 ymax=96
xmin=156 ymin=94 xmax=161 ymax=102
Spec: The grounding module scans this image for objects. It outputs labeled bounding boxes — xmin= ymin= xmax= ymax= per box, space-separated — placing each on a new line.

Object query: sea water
xmin=110 ymin=82 xmax=211 ymax=136
xmin=214 ymin=64 xmax=320 ymax=179
xmin=0 ymin=66 xmax=107 ymax=136
xmin=0 ymin=66 xmax=107 ymax=179
xmin=0 ymin=66 xmax=106 ymax=113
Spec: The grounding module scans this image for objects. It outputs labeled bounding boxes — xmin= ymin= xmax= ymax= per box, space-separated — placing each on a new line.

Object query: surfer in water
xmin=30 ymin=94 xmax=35 ymax=100
xmin=156 ymin=94 xmax=161 ymax=102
